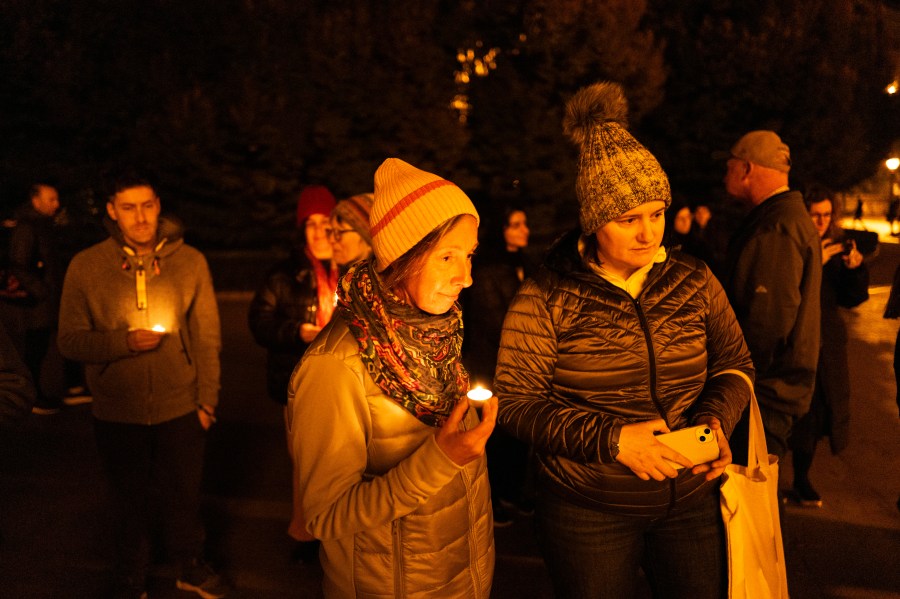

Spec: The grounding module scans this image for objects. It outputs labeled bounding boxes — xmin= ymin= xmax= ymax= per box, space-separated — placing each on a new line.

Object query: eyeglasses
xmin=327 ymin=227 xmax=357 ymax=241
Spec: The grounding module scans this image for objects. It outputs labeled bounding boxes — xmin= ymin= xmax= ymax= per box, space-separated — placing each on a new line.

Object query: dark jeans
xmin=535 ymin=486 xmax=726 ymax=599
xmin=93 ymin=411 xmax=207 ymax=582
xmin=23 ymin=327 xmax=52 ymax=401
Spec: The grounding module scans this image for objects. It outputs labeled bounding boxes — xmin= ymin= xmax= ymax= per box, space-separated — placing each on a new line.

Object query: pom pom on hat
xmin=296 ymin=185 xmax=336 ymax=228
xmin=564 ymin=81 xmax=671 ymax=235
xmin=370 ymin=158 xmax=479 ymax=272
xmin=332 ymin=193 xmax=375 ymax=245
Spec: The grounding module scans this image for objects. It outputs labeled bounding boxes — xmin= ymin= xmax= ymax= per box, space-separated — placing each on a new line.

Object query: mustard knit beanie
xmin=563 ymin=81 xmax=671 ymax=235
xmin=370 ymin=158 xmax=479 ymax=272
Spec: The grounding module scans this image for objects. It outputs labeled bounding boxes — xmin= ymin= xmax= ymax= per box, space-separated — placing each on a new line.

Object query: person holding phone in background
xmin=785 ymin=184 xmax=868 ymax=507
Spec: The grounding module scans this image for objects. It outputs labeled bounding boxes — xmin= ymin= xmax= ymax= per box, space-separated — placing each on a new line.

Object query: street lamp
xmin=887 ymin=157 xmax=900 ymax=236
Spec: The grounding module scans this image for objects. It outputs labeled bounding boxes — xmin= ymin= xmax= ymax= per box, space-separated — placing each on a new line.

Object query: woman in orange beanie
xmin=287 ymin=159 xmax=496 ymax=598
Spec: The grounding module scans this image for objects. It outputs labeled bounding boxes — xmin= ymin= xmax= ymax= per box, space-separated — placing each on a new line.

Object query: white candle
xmin=467 ymin=385 xmax=492 ymax=407
xmin=151 ymin=324 xmax=166 ymax=333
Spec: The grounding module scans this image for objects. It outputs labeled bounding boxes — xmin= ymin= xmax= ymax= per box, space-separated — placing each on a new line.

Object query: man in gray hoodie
xmin=58 ymin=172 xmax=227 ymax=599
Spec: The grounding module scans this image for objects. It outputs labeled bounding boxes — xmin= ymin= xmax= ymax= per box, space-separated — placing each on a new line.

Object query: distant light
xmin=887 ymin=157 xmax=900 ymax=172
xmin=888 ymin=81 xmax=898 ymax=95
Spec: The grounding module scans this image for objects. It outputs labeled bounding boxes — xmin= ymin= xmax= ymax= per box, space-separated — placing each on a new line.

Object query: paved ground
xmin=0 ymin=238 xmax=898 ymax=599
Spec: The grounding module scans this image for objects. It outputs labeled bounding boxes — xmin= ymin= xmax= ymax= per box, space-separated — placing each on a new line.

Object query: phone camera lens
xmin=703 ymin=428 xmax=711 ymax=435
xmin=699 ymin=435 xmax=707 ymax=442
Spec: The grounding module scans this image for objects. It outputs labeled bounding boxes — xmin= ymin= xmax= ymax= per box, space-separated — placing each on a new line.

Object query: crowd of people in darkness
xmin=1 ymin=79 xmax=897 ymax=599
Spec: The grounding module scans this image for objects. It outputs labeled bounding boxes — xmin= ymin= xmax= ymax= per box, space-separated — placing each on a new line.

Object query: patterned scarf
xmin=306 ymin=246 xmax=338 ymax=327
xmin=337 ymin=260 xmax=469 ymax=427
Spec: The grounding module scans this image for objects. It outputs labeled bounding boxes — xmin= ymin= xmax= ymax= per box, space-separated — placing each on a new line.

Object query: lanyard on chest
xmin=121 ymin=241 xmax=165 ymax=310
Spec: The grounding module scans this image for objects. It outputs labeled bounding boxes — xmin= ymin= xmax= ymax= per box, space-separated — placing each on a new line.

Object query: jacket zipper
xmin=461 ymin=466 xmax=485 ymax=599
xmin=392 ymin=520 xmax=404 ymax=598
xmin=630 ymin=295 xmax=679 ymax=512
xmin=629 ymin=296 xmax=666 ymax=423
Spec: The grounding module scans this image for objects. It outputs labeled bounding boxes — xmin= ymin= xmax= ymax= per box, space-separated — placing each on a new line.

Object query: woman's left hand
xmin=435 ymin=396 xmax=498 ymax=466
xmin=690 ymin=416 xmax=731 ymax=481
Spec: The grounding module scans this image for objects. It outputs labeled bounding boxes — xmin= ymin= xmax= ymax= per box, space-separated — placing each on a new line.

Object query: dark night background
xmin=2 ymin=0 xmax=899 ymax=255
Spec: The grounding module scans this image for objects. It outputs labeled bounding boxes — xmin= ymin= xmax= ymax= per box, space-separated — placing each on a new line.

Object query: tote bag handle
xmin=711 ymin=369 xmax=769 ymax=476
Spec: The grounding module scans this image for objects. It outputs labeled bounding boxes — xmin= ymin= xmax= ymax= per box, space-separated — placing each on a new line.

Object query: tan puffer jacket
xmin=495 ymin=231 xmax=754 ymax=516
xmin=288 ymin=317 xmax=494 ymax=599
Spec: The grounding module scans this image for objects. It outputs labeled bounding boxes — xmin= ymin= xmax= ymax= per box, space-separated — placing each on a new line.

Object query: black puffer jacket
xmin=495 ymin=231 xmax=754 ymax=516
xmin=248 ymin=247 xmax=322 ymax=404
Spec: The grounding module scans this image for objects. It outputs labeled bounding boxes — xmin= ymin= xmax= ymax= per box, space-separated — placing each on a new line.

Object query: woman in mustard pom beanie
xmin=287 ymin=158 xmax=496 ymax=598
xmin=494 ymin=82 xmax=754 ymax=598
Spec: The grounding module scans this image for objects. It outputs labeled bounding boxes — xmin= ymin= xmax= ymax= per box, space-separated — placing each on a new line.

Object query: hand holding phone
xmin=656 ymin=425 xmax=720 ymax=468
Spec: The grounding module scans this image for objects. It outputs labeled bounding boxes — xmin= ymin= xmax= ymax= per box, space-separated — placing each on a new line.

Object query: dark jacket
xmin=812 ymin=252 xmax=868 ymax=453
xmin=495 ymin=231 xmax=753 ymax=516
xmin=885 ymin=264 xmax=900 ymax=320
xmin=9 ymin=203 xmax=64 ymax=328
xmin=247 ymin=247 xmax=322 ymax=404
xmin=462 ymin=248 xmax=534 ymax=385
xmin=723 ymin=190 xmax=822 ymax=417
xmin=58 ymin=216 xmax=221 ymax=424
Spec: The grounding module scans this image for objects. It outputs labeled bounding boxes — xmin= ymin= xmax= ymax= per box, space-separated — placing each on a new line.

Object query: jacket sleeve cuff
xmin=600 ymin=424 xmax=622 ymax=463
xmin=419 ymin=434 xmax=466 ymax=482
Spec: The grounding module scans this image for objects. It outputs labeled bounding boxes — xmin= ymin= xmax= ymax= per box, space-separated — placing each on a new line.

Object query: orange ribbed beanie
xmin=370 ymin=158 xmax=479 ymax=272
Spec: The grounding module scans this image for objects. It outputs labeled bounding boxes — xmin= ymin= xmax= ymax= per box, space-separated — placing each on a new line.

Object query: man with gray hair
xmin=720 ymin=130 xmax=822 ymax=465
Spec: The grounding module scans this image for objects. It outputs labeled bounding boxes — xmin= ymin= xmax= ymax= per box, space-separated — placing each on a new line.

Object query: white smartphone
xmin=656 ymin=425 xmax=720 ymax=468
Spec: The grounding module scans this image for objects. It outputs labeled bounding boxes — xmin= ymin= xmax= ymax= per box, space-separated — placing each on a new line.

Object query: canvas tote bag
xmin=714 ymin=369 xmax=789 ymax=599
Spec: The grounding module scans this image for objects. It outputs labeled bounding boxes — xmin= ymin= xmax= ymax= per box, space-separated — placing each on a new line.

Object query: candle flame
xmin=466 ymin=385 xmax=493 ymax=402
xmin=151 ymin=324 xmax=166 ymax=333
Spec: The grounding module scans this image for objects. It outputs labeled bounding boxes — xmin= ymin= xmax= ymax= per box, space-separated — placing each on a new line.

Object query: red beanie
xmin=296 ymin=185 xmax=336 ymax=228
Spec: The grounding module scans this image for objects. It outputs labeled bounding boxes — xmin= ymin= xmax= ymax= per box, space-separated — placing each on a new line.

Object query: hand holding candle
xmin=126 ymin=327 xmax=166 ymax=352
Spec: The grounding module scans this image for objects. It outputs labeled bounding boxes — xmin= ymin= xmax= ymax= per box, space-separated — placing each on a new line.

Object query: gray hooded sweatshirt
xmin=58 ymin=216 xmax=221 ymax=425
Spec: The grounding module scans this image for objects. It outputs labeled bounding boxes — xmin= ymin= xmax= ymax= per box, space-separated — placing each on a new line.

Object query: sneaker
xmin=62 ymin=390 xmax=93 ymax=406
xmin=175 ymin=559 xmax=230 ymax=599
xmin=789 ymin=479 xmax=823 ymax=508
xmin=31 ymin=398 xmax=61 ymax=415
xmin=492 ymin=504 xmax=514 ymax=528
